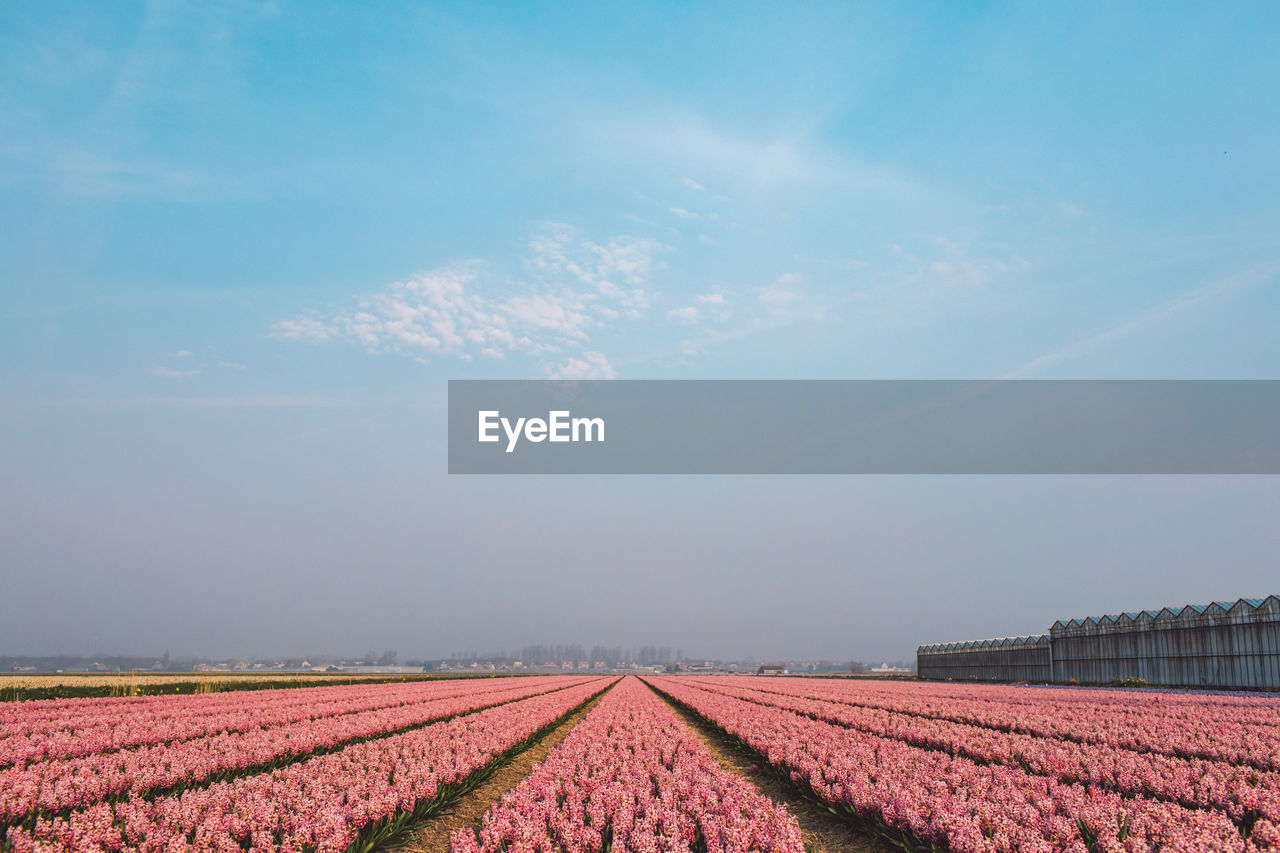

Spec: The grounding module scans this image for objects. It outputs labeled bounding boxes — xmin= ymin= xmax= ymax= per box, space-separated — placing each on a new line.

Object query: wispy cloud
xmin=600 ymin=113 xmax=924 ymax=200
xmin=1007 ymin=262 xmax=1280 ymax=378
xmin=528 ymin=223 xmax=664 ymax=315
xmin=757 ymin=272 xmax=807 ymax=316
xmin=1057 ymin=200 xmax=1085 ymax=217
xmin=669 ymin=206 xmax=699 ymax=220
xmin=271 ymin=317 xmax=337 ymax=343
xmin=273 ymin=224 xmax=669 ymax=376
xmin=826 ymin=238 xmax=1028 ymax=325
xmin=549 ymin=351 xmax=616 ymax=379
xmin=149 ymin=366 xmax=200 ymax=379
xmin=887 ymin=239 xmax=1020 ymax=291
xmin=0 ymin=2 xmax=275 ymax=203
xmin=655 ymin=273 xmax=826 ymax=366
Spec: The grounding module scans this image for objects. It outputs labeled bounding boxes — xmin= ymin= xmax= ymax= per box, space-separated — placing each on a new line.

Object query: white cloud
xmin=655 ymin=275 xmax=832 ymax=364
xmin=274 ymin=225 xmax=670 ymax=376
xmin=529 ymin=224 xmax=665 ymax=290
xmin=216 ymin=361 xmax=247 ymax=370
xmin=872 ymin=238 xmax=1029 ymax=306
xmin=271 ymin=316 xmax=337 ymax=343
xmin=669 ymin=207 xmax=699 ymax=220
xmin=277 ymin=264 xmax=589 ymax=359
xmin=928 ymin=260 xmax=989 ymax=287
xmin=682 ymin=177 xmax=706 ymax=192
xmin=668 ymin=306 xmax=699 ymax=323
xmin=680 ymin=340 xmax=706 ymax=357
xmin=550 ymin=351 xmax=616 ymax=379
xmin=503 ymin=293 xmax=591 ymax=339
xmin=602 ymin=113 xmax=920 ymax=198
xmin=758 ymin=273 xmax=803 ymax=311
xmin=149 ymin=366 xmax=199 ymax=379
xmin=175 ymin=349 xmax=191 ymax=358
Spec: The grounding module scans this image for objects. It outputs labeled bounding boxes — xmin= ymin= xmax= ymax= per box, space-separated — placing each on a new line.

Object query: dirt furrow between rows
xmin=653 ymin=686 xmax=892 ymax=853
xmin=386 ymin=690 xmax=609 ymax=853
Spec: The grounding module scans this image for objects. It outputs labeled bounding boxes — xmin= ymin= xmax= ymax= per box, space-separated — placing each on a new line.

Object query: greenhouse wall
xmin=916 ymin=635 xmax=1051 ymax=682
xmin=1050 ymin=596 xmax=1280 ymax=689
xmin=917 ymin=596 xmax=1280 ymax=689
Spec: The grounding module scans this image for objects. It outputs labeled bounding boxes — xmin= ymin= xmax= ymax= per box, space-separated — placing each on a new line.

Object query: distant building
xmin=918 ymin=595 xmax=1280 ymax=689
xmin=757 ymin=664 xmax=788 ymax=675
xmin=870 ymin=662 xmax=911 ymax=673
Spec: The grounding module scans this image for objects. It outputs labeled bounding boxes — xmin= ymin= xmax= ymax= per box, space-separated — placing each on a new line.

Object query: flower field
xmin=0 ymin=676 xmax=594 ymax=766
xmin=3 ymin=674 xmax=1278 ymax=852
xmin=4 ymin=677 xmax=610 ymax=852
xmin=1 ymin=676 xmax=594 ymax=820
xmin=647 ymin=676 xmax=1280 ymax=852
xmin=451 ymin=677 xmax=802 ymax=853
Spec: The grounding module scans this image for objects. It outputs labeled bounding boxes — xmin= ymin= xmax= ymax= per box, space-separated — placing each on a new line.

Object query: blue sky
xmin=2 ymin=2 xmax=1278 ymax=661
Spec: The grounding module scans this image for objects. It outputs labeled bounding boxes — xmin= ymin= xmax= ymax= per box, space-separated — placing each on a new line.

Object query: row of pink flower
xmin=0 ymin=679 xmax=443 ymax=734
xmin=706 ymin=676 xmax=1280 ymax=772
xmin=1 ymin=678 xmax=533 ymax=768
xmin=451 ymin=677 xmax=803 ymax=853
xmin=731 ymin=675 xmax=1280 ymax=734
xmin=4 ymin=678 xmax=612 ymax=853
xmin=1 ymin=685 xmax=365 ymax=722
xmin=649 ymin=678 xmax=1277 ymax=853
xmin=0 ymin=676 xmax=593 ymax=822
xmin=689 ymin=678 xmax=1280 ymax=827
xmin=739 ymin=672 xmax=1280 ymax=730
xmin=797 ymin=677 xmax=1280 ymax=718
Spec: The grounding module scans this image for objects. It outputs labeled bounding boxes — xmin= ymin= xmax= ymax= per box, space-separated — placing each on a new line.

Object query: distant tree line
xmin=436 ymin=645 xmax=683 ymax=667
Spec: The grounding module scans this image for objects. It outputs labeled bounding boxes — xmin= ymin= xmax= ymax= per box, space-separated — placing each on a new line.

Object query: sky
xmin=2 ymin=1 xmax=1278 ymax=663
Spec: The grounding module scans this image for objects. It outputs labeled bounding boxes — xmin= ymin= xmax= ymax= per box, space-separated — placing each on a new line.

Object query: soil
xmin=386 ymin=690 xmax=606 ymax=852
xmin=652 ymin=687 xmax=892 ymax=853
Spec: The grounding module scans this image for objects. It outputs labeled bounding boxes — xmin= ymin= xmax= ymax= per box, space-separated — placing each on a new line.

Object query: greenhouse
xmin=918 ymin=595 xmax=1280 ymax=688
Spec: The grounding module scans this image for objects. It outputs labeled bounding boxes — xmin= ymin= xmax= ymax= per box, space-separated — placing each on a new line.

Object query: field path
xmin=653 ymin=685 xmax=890 ymax=853
xmin=386 ymin=688 xmax=609 ymax=853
